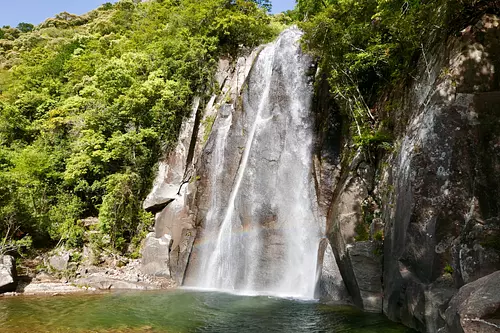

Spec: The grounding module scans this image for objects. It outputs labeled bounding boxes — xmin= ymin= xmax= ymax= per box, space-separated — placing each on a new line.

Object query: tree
xmin=0 ymin=0 xmax=280 ymax=255
xmin=16 ymin=22 xmax=34 ymax=33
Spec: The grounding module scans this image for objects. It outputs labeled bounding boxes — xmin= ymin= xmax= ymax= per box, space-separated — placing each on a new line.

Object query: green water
xmin=0 ymin=290 xmax=415 ymax=333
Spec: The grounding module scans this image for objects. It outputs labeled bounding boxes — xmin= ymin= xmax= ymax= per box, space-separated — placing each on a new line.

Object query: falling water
xmin=189 ymin=28 xmax=321 ymax=299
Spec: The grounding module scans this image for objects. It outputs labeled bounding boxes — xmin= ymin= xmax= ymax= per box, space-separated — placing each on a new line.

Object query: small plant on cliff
xmin=354 ymin=127 xmax=393 ymax=152
xmin=444 ymin=264 xmax=454 ymax=275
xmin=202 ymin=115 xmax=217 ymax=144
xmin=354 ymin=222 xmax=370 ymax=242
xmin=373 ymin=230 xmax=384 ymax=241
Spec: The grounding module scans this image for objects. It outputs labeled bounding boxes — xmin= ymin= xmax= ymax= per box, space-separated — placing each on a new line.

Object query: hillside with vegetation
xmin=0 ymin=0 xmax=280 ymax=257
xmin=1 ymin=0 xmax=496 ymax=259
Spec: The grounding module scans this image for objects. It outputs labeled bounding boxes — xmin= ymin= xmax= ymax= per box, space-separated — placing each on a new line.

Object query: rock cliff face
xmin=143 ymin=28 xmax=349 ymax=299
xmin=380 ymin=14 xmax=500 ymax=332
xmin=184 ymin=28 xmax=325 ymax=296
xmin=325 ymin=13 xmax=500 ymax=332
xmin=326 ymin=149 xmax=383 ymax=312
xmin=141 ymin=47 xmax=261 ymax=285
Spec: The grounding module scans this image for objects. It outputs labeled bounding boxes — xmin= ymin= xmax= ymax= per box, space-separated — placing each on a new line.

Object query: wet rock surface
xmin=315 ymin=238 xmax=350 ymax=302
xmin=312 ymin=74 xmax=342 ymax=221
xmin=147 ymin=49 xmax=260 ymax=286
xmin=184 ymin=28 xmax=328 ymax=297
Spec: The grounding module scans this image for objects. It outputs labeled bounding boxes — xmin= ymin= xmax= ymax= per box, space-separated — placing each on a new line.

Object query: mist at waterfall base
xmin=186 ymin=28 xmax=323 ymax=299
xmin=0 ymin=290 xmax=415 ymax=333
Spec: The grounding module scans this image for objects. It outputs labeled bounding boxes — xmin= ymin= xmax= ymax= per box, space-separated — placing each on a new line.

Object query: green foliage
xmin=0 ymin=0 xmax=278 ymax=255
xmin=481 ymin=233 xmax=500 ymax=252
xmin=297 ymin=0 xmax=474 ymax=147
xmin=48 ymin=194 xmax=84 ymax=248
xmin=1 ymin=236 xmax=33 ymax=257
xmin=354 ymin=127 xmax=393 ymax=151
xmin=373 ymin=230 xmax=384 ymax=241
xmin=98 ymin=172 xmax=144 ymax=251
xmin=273 ymin=10 xmax=300 ymax=26
xmin=210 ymin=0 xmax=278 ymax=56
xmin=354 ymin=222 xmax=369 ymax=242
xmin=70 ymin=251 xmax=83 ymax=263
xmin=202 ymin=114 xmax=217 ymax=143
xmin=0 ymin=217 xmax=33 ymax=257
xmin=444 ymin=264 xmax=454 ymax=275
xmin=16 ymin=23 xmax=35 ymax=33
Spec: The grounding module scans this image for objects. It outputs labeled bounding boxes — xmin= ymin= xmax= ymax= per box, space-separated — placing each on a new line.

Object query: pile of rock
xmin=0 ymin=246 xmax=175 ymax=297
xmin=74 ymin=258 xmax=175 ymax=291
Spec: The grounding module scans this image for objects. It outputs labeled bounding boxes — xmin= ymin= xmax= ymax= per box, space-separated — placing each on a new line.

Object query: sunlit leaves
xmin=0 ymin=0 xmax=278 ymax=253
xmin=299 ymin=0 xmax=449 ymax=139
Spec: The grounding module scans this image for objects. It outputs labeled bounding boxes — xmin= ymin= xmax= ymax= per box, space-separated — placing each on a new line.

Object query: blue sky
xmin=0 ymin=0 xmax=296 ymax=28
xmin=271 ymin=0 xmax=296 ymax=13
xmin=0 ymin=1 xmax=117 ymax=27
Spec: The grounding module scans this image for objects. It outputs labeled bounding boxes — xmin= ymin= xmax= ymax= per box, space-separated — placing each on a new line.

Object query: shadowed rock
xmin=315 ymin=238 xmax=350 ymax=302
xmin=381 ymin=14 xmax=500 ymax=332
xmin=444 ymin=270 xmax=500 ymax=333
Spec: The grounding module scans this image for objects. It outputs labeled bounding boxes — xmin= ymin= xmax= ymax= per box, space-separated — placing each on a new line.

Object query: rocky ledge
xmin=0 ymin=250 xmax=175 ymax=297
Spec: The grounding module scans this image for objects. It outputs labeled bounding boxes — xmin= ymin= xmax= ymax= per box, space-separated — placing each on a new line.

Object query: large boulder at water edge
xmin=443 ymin=270 xmax=500 ymax=333
xmin=141 ymin=233 xmax=172 ymax=278
xmin=0 ymin=255 xmax=17 ymax=293
xmin=346 ymin=241 xmax=383 ymax=312
xmin=326 ymin=150 xmax=383 ymax=312
xmin=315 ymin=238 xmax=350 ymax=302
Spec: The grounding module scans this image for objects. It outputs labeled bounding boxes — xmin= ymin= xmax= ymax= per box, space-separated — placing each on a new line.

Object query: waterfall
xmin=188 ymin=28 xmax=321 ymax=299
